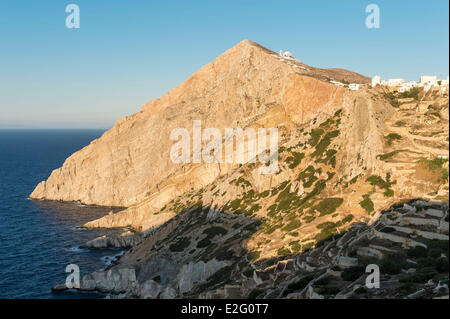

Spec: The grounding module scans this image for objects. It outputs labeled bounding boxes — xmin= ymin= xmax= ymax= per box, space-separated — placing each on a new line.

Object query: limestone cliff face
xmin=30 ymin=40 xmax=358 ymax=208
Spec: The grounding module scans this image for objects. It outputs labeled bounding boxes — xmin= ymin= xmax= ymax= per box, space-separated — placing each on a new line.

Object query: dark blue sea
xmin=0 ymin=130 xmax=125 ymax=299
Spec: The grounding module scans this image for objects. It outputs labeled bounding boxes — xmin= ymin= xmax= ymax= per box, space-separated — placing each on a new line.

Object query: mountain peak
xmin=230 ymin=39 xmax=275 ymax=55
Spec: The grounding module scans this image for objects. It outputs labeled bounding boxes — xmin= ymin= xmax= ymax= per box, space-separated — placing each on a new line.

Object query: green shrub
xmin=407 ymin=246 xmax=428 ymax=259
xmin=384 ymin=92 xmax=399 ymax=107
xmin=196 ymin=238 xmax=211 ymax=248
xmin=427 ymin=239 xmax=449 ymax=257
xmin=315 ymin=149 xmax=338 ymax=167
xmin=435 ymin=257 xmax=449 ymax=273
xmin=380 ymin=253 xmax=406 ymax=275
xmin=282 ymin=220 xmax=302 ymax=232
xmin=228 ymin=198 xmax=242 ymax=211
xmin=263 ymin=222 xmax=280 ymax=234
xmin=203 ymin=226 xmax=228 ymax=239
xmin=317 ymin=221 xmax=337 ymax=229
xmin=247 ymin=250 xmax=261 ymax=262
xmin=314 ymin=276 xmax=331 ymax=285
xmin=277 ymin=247 xmax=291 ymax=257
xmin=302 ymin=242 xmax=314 ymax=251
xmin=360 ymin=195 xmax=374 ymax=213
xmin=297 ymin=165 xmax=318 ymax=188
xmin=381 ymin=226 xmax=397 ymax=234
xmin=315 ymin=227 xmax=337 ymax=243
xmin=418 ymin=158 xmax=449 ymax=184
xmin=215 ymin=248 xmax=235 ymax=261
xmin=289 ymin=241 xmax=301 ymax=252
xmin=247 ymin=289 xmax=264 ymax=299
xmin=312 ymin=198 xmax=344 ymax=216
xmin=366 ymin=174 xmax=392 ymax=189
xmin=377 ymin=150 xmax=406 ymax=161
xmin=311 ymin=130 xmax=340 ymax=158
xmin=316 ymin=286 xmax=340 ymax=295
xmin=285 ymin=152 xmax=305 ymax=169
xmin=384 ymin=133 xmax=402 ymax=146
xmin=354 ymin=286 xmax=367 ymax=294
xmin=258 ymin=190 xmax=270 ymax=198
xmin=169 ymin=237 xmax=191 ymax=252
xmin=235 ymin=176 xmax=251 ymax=188
xmin=308 ymin=129 xmax=324 ymax=146
xmin=245 ymin=204 xmax=261 ymax=216
xmin=341 ymin=214 xmax=354 ymax=224
xmin=400 ymin=267 xmax=438 ymax=283
xmin=287 ymin=274 xmax=316 ymax=291
xmin=341 ymin=266 xmax=365 ymax=281
xmin=383 ymin=188 xmax=394 ymax=197
xmin=399 ymin=87 xmax=420 ymax=100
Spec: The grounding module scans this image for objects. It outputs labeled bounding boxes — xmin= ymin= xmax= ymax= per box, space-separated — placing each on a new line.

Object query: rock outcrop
xmin=177 ymin=259 xmax=229 ymax=294
xmin=81 ymin=231 xmax=143 ymax=249
xmin=79 ymin=268 xmax=136 ymax=294
xmin=30 ymin=40 xmax=370 ymax=231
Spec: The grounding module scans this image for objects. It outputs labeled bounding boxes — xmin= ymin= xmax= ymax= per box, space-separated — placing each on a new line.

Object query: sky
xmin=0 ymin=0 xmax=448 ymax=129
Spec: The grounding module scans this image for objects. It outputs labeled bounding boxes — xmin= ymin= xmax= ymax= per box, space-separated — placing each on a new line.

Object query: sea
xmin=0 ymin=129 xmax=126 ymax=299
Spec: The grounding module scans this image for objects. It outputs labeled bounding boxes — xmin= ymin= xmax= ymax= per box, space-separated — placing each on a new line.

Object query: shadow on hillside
xmin=45 ymin=197 xmax=448 ymax=298
xmin=165 ymin=198 xmax=449 ymax=298
xmin=31 ymin=199 xmax=125 ymax=228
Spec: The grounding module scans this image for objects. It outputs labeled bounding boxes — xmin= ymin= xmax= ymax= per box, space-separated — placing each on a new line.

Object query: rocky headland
xmin=33 ymin=40 xmax=449 ymax=299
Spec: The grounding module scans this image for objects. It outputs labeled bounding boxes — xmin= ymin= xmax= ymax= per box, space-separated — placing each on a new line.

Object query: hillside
xmin=33 ymin=40 xmax=449 ymax=299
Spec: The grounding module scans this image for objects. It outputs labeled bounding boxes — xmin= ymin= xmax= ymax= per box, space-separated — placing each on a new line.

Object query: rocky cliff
xmin=30 ymin=41 xmax=367 ymax=208
xmin=35 ymin=40 xmax=449 ymax=299
xmin=31 ymin=40 xmax=373 ymax=230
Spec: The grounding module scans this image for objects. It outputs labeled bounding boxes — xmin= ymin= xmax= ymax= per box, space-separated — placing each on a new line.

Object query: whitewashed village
xmin=277 ymin=49 xmax=449 ymax=93
xmin=371 ymin=75 xmax=450 ymax=93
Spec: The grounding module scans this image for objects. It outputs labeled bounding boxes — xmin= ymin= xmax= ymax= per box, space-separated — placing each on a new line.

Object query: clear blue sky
xmin=0 ymin=0 xmax=448 ymax=129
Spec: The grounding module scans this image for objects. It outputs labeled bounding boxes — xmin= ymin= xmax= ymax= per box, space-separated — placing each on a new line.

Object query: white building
xmin=441 ymin=76 xmax=449 ymax=86
xmin=398 ymin=81 xmax=419 ymax=93
xmin=387 ymin=78 xmax=405 ymax=87
xmin=349 ymin=83 xmax=360 ymax=91
xmin=371 ymin=75 xmax=381 ymax=87
xmin=330 ymin=80 xmax=345 ymax=87
xmin=405 ymin=81 xmax=418 ymax=88
xmin=279 ymin=50 xmax=293 ymax=59
xmin=420 ymin=75 xmax=438 ymax=86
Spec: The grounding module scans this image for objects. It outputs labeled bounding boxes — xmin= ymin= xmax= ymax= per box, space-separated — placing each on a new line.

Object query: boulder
xmin=139 ymin=279 xmax=162 ymax=299
xmin=408 ymin=289 xmax=426 ymax=299
xmin=357 ymin=247 xmax=383 ymax=259
xmin=82 ymin=231 xmax=143 ymax=249
xmin=426 ymin=208 xmax=444 ymax=218
xmin=338 ymin=256 xmax=358 ymax=268
xmin=434 ymin=282 xmax=449 ymax=295
xmin=80 ymin=268 xmax=136 ymax=294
